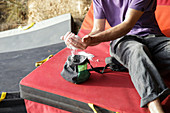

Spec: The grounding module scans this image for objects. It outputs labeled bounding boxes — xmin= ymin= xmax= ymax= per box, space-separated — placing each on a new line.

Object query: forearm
xmin=89 ymin=21 xmax=132 ymax=45
xmin=87 ymin=26 xmax=105 ymax=46
xmin=89 ymin=28 xmax=103 ymax=35
xmin=62 ymin=8 xmax=143 ymax=50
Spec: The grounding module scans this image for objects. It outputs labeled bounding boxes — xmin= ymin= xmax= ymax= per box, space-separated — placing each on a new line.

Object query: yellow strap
xmin=88 ymin=103 xmax=98 ymax=113
xmin=88 ymin=103 xmax=119 ymax=113
xmin=35 ymin=55 xmax=53 ymax=67
xmin=0 ymin=92 xmax=7 ymax=102
xmin=18 ymin=22 xmax=35 ymax=30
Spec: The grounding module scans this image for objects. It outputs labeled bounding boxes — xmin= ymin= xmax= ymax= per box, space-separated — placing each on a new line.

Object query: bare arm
xmin=86 ymin=8 xmax=144 ymax=45
xmin=60 ymin=19 xmax=105 ymax=49
xmin=89 ymin=19 xmax=106 ymax=35
xmin=61 ymin=8 xmax=144 ymax=50
xmin=87 ymin=19 xmax=106 ymax=46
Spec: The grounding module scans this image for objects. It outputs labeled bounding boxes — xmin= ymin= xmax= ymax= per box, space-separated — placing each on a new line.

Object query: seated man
xmin=61 ymin=0 xmax=170 ymax=113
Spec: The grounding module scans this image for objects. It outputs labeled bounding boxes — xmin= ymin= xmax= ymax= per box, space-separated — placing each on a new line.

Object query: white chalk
xmin=78 ymin=51 xmax=94 ymax=61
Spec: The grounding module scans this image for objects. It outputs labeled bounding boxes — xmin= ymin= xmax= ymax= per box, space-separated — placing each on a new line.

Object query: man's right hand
xmin=60 ymin=32 xmax=91 ymax=50
xmin=60 ymin=32 xmax=75 ymax=49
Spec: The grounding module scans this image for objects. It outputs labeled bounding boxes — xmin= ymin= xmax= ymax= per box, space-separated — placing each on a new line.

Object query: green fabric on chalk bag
xmin=76 ymin=63 xmax=90 ymax=84
xmin=78 ymin=63 xmax=87 ymax=72
xmin=76 ymin=70 xmax=90 ymax=84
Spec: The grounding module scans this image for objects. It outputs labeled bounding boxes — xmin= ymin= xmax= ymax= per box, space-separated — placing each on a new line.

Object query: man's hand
xmin=60 ymin=32 xmax=92 ymax=50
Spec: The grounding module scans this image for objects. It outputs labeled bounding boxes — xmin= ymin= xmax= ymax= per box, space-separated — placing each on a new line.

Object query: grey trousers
xmin=110 ymin=34 xmax=170 ymax=107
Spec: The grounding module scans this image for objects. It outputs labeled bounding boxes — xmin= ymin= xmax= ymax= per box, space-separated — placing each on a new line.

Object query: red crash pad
xmin=20 ymin=42 xmax=169 ymax=113
xmin=24 ymin=100 xmax=71 ymax=113
xmin=20 ymin=42 xmax=170 ymax=113
xmin=20 ymin=0 xmax=170 ymax=112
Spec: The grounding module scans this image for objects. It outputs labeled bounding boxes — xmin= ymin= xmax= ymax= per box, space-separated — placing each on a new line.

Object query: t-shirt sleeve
xmin=93 ymin=0 xmax=105 ymax=19
xmin=129 ymin=0 xmax=155 ymax=12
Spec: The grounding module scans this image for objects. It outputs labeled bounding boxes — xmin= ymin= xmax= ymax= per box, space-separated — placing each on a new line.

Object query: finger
xmin=75 ymin=37 xmax=87 ymax=49
xmin=65 ymin=33 xmax=74 ymax=46
xmin=82 ymin=35 xmax=89 ymax=43
xmin=64 ymin=32 xmax=71 ymax=40
xmin=69 ymin=37 xmax=86 ymax=50
xmin=65 ymin=33 xmax=76 ymax=48
xmin=60 ymin=36 xmax=64 ymax=40
xmin=69 ymin=33 xmax=75 ymax=39
xmin=66 ymin=32 xmax=75 ymax=41
xmin=82 ymin=37 xmax=88 ymax=43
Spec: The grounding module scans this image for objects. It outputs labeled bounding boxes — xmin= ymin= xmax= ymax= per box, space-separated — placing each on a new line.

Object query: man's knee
xmin=130 ymin=43 xmax=148 ymax=53
xmin=118 ymin=43 xmax=151 ymax=65
xmin=119 ymin=42 xmax=148 ymax=56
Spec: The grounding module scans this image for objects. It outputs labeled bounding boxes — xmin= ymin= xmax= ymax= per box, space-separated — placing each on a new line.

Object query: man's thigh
xmin=145 ymin=36 xmax=170 ymax=76
xmin=110 ymin=38 xmax=150 ymax=68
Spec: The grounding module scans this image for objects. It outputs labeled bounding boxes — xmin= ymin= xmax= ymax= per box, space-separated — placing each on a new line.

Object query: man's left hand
xmin=69 ymin=35 xmax=92 ymax=50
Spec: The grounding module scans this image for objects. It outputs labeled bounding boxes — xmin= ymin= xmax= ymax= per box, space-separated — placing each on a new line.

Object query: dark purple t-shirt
xmin=93 ymin=0 xmax=163 ymax=36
